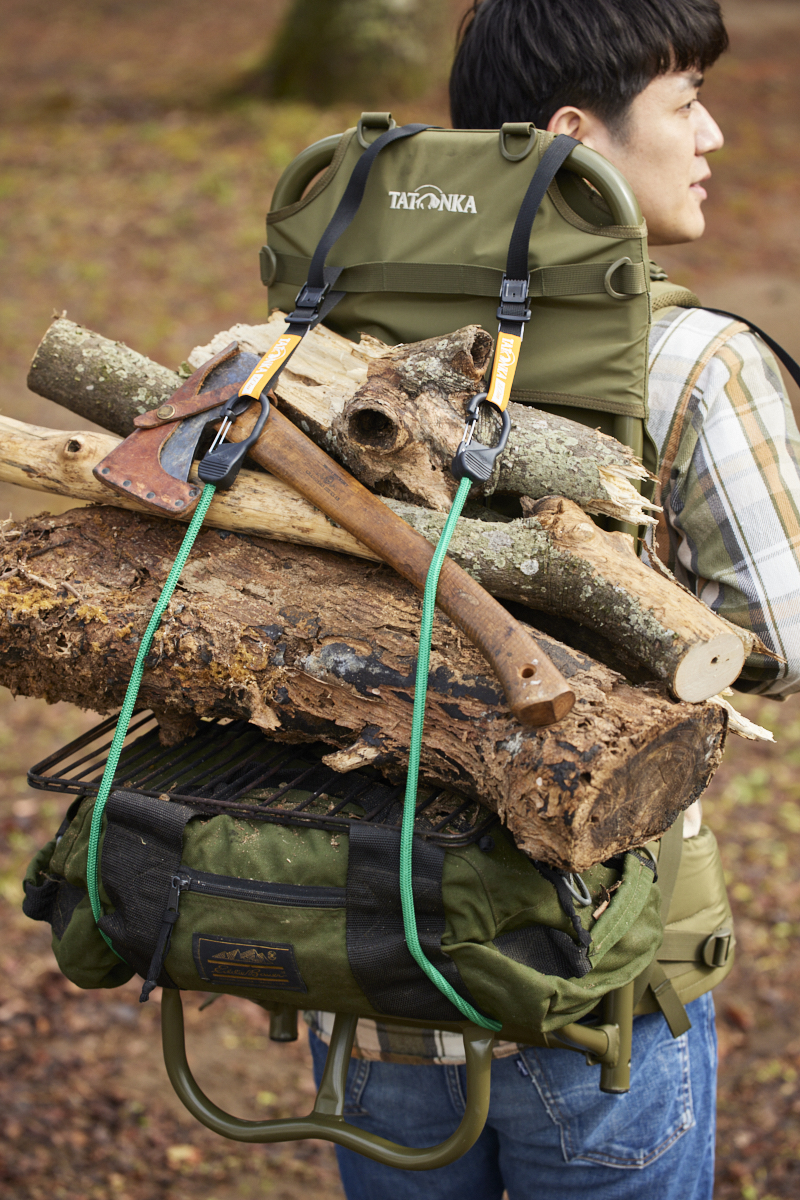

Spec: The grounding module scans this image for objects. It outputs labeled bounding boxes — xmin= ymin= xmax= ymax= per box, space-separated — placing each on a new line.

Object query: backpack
xmin=22 ymin=118 xmax=738 ymax=1161
xmin=263 ymin=113 xmax=657 ymax=470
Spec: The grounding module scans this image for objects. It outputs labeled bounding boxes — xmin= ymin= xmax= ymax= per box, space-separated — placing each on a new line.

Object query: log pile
xmin=0 ymin=313 xmax=755 ymax=867
xmin=0 ymin=505 xmax=725 ymax=871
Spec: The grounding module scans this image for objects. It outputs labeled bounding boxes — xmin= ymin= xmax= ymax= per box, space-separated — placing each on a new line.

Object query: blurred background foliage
xmin=1 ymin=2 xmax=799 ymax=1197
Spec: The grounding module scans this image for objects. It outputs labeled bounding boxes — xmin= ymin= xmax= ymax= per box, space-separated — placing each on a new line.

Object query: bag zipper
xmin=183 ymin=868 xmax=345 ymax=909
xmin=139 ymin=869 xmax=344 ymax=1003
xmin=141 ymin=871 xmax=190 ymax=1003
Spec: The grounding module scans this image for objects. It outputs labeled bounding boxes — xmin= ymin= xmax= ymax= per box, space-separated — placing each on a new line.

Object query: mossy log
xmin=0 ymin=413 xmax=755 ymax=700
xmin=30 ymin=316 xmax=656 ymax=525
xmin=0 ymin=506 xmax=727 ymax=871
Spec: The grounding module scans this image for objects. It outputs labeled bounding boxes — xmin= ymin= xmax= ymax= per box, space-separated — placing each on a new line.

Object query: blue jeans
xmin=309 ymin=994 xmax=717 ymax=1200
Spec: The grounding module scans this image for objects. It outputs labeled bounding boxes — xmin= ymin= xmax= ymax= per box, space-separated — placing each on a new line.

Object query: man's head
xmin=450 ymin=0 xmax=728 ymax=244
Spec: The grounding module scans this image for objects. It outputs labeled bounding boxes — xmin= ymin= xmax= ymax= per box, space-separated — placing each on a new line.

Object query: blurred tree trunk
xmin=259 ymin=0 xmax=452 ymax=105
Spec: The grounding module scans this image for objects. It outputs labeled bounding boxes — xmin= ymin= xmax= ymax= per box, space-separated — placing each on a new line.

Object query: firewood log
xmin=21 ymin=319 xmax=762 ymax=700
xmin=30 ymin=315 xmax=656 ymax=525
xmin=0 ymin=505 xmax=727 ymax=871
xmin=0 ymin=413 xmax=755 ymax=701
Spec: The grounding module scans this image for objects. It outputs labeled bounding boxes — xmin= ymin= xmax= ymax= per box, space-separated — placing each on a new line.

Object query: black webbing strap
xmin=239 ymin=122 xmax=429 ymax=406
xmin=704 ymin=308 xmax=800 ymax=391
xmin=476 ymin=134 xmax=579 ymax=418
xmin=288 ymin=122 xmax=430 ymax=335
xmin=497 ymin=134 xmax=579 ymax=334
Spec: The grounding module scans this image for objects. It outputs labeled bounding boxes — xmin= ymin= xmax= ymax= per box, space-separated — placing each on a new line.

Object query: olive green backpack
xmin=21 ymin=119 xmax=737 ymax=1163
xmin=263 ymin=113 xmax=699 ymax=473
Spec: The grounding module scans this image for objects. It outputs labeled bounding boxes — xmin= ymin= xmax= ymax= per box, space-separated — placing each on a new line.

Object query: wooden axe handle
xmin=236 ymin=405 xmax=574 ymax=726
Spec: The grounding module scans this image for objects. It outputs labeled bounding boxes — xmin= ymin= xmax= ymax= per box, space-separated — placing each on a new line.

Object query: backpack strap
xmin=650 ymin=276 xmax=700 ymax=311
xmin=633 ymin=815 xmax=692 ymax=1037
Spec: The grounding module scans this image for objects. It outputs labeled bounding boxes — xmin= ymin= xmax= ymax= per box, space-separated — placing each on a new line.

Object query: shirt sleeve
xmin=664 ymin=328 xmax=800 ymax=697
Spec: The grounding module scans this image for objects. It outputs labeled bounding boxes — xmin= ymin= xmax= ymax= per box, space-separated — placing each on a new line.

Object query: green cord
xmin=86 ymin=470 xmax=500 ymax=1036
xmin=87 ymin=484 xmax=216 ymax=954
xmin=400 ymin=476 xmax=502 ymax=1033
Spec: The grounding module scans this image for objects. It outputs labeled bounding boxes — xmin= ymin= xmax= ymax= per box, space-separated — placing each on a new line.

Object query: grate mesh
xmin=28 ymin=712 xmax=498 ymax=847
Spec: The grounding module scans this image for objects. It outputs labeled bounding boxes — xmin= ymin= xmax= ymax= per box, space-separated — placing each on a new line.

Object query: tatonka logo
xmin=388 ymin=183 xmax=477 ymax=213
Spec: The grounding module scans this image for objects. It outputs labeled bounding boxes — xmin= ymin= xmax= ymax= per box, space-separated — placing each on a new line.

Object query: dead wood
xmin=30 ymin=316 xmax=655 ymax=525
xmin=191 ymin=316 xmax=658 ymax=523
xmin=0 ymin=505 xmax=727 ymax=871
xmin=0 ymin=413 xmax=757 ymax=700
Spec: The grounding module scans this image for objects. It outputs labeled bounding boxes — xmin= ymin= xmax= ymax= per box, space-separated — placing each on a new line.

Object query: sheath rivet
xmin=157 ymin=404 xmax=176 ymax=419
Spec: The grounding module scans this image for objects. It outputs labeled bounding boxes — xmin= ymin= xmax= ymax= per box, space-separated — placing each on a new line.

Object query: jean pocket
xmin=344 ymin=1056 xmax=372 ymax=1116
xmin=519 ymin=1011 xmax=694 ymax=1169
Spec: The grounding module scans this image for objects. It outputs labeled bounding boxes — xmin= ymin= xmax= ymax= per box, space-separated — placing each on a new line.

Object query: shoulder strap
xmin=633 ymin=816 xmax=692 ymax=1037
xmin=704 ymin=307 xmax=800 ymax=391
xmin=650 ymin=278 xmax=700 ymax=311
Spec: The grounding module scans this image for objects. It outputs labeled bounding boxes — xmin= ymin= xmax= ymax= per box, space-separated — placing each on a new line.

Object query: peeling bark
xmin=0 ymin=413 xmax=756 ymax=700
xmin=0 ymin=505 xmax=727 ymax=870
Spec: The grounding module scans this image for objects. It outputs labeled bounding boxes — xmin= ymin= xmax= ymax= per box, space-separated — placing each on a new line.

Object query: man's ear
xmin=547 ymin=107 xmax=586 ymax=138
xmin=547 ymin=106 xmax=608 ymax=151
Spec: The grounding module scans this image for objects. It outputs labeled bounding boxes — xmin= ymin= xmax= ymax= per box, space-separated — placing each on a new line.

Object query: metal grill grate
xmin=28 ymin=712 xmax=497 ymax=847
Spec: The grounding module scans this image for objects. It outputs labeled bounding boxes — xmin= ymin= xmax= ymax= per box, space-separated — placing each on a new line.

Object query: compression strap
xmin=239 ymin=122 xmax=429 ymax=403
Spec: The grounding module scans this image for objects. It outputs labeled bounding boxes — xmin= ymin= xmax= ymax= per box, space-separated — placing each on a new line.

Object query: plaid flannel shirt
xmin=308 ymin=304 xmax=800 ymax=1064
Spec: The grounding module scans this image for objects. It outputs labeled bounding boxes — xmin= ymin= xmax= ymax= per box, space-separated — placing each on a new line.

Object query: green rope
xmin=399 ymin=476 xmax=502 ymax=1033
xmin=87 ymin=484 xmax=216 ymax=954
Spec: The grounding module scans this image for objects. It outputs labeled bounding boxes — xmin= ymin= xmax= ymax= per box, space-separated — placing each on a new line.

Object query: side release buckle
xmin=497 ymin=275 xmax=531 ymax=325
xmin=288 ymin=282 xmax=330 ymax=326
xmin=451 ymin=392 xmax=511 ymax=484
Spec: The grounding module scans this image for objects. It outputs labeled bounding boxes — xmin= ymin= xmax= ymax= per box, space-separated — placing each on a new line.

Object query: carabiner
xmin=451 ymin=392 xmax=511 ymax=484
xmin=563 ymin=872 xmax=593 ymax=908
xmin=198 ymin=393 xmax=271 ymax=489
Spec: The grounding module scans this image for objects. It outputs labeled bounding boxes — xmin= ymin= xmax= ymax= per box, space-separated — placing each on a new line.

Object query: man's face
xmin=548 ymin=70 xmax=724 ymax=245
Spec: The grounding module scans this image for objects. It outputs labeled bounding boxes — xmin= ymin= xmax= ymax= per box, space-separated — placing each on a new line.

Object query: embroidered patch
xmin=192 ymin=934 xmax=307 ymax=992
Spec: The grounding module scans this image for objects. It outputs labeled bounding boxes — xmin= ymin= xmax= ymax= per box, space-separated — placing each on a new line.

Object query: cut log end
xmin=672 ymin=634 xmax=747 ymax=704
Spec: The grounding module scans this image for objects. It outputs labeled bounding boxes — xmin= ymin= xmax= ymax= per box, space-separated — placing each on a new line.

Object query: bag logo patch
xmin=388 ymin=184 xmax=477 ymax=213
xmin=193 ymin=934 xmax=307 ymax=992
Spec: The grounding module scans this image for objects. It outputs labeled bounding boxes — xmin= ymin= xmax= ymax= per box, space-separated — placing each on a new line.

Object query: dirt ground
xmin=1 ymin=1 xmax=800 ymax=1197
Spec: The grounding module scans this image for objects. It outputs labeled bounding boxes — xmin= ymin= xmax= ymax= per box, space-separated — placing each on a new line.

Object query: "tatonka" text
xmin=388 ymin=186 xmax=478 ymax=214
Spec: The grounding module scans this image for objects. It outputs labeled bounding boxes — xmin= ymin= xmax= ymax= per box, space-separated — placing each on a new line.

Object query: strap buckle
xmin=702 ymin=927 xmax=733 ymax=969
xmin=497 ymin=274 xmax=531 ymax=325
xmin=289 ymin=282 xmax=330 ymax=325
xmin=451 ymin=392 xmax=511 ymax=484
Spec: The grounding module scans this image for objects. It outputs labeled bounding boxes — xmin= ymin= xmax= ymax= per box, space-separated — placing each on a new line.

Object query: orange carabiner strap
xmin=239 ymin=123 xmax=429 ymax=406
xmin=451 ymin=135 xmax=578 ymax=484
xmin=484 ymin=134 xmax=579 ymax=412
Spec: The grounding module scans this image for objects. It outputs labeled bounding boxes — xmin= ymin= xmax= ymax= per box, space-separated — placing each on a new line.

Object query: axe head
xmin=93 ymin=342 xmax=261 ymax=515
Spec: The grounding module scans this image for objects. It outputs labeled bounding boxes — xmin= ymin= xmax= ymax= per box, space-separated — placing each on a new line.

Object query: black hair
xmin=450 ymin=0 xmax=728 ymax=133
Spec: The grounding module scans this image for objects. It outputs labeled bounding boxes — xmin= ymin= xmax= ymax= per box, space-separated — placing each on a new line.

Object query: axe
xmin=93 ymin=343 xmax=575 ymax=727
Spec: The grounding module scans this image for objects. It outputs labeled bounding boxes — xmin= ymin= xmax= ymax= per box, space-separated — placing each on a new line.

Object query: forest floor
xmin=2 ymin=1 xmax=800 ymax=1197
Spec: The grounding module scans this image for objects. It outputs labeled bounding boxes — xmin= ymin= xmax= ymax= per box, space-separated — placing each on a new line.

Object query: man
xmin=308 ymin=2 xmax=800 ymax=1196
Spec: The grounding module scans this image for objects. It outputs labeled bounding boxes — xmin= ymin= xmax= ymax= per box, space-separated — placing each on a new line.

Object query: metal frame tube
xmin=161 ymin=991 xmax=495 ymax=1169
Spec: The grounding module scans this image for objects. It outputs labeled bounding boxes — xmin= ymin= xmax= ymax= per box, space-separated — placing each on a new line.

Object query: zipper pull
xmin=140 ymin=873 xmax=189 ymax=1004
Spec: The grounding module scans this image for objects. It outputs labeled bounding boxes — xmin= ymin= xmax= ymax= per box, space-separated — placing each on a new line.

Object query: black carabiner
xmin=451 ymin=392 xmax=511 ymax=484
xmin=198 ymin=393 xmax=271 ymax=490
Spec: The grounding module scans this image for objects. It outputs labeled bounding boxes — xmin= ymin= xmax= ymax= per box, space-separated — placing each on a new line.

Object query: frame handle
xmin=161 ymin=991 xmax=495 ymax=1169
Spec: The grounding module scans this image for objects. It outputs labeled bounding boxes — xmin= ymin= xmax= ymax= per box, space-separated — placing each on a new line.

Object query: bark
xmin=30 ymin=316 xmax=656 ymax=525
xmin=27 ymin=318 xmax=179 ymax=434
xmin=191 ymin=317 xmax=657 ymax=524
xmin=0 ymin=505 xmax=727 ymax=871
xmin=0 ymin=413 xmax=758 ymax=699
